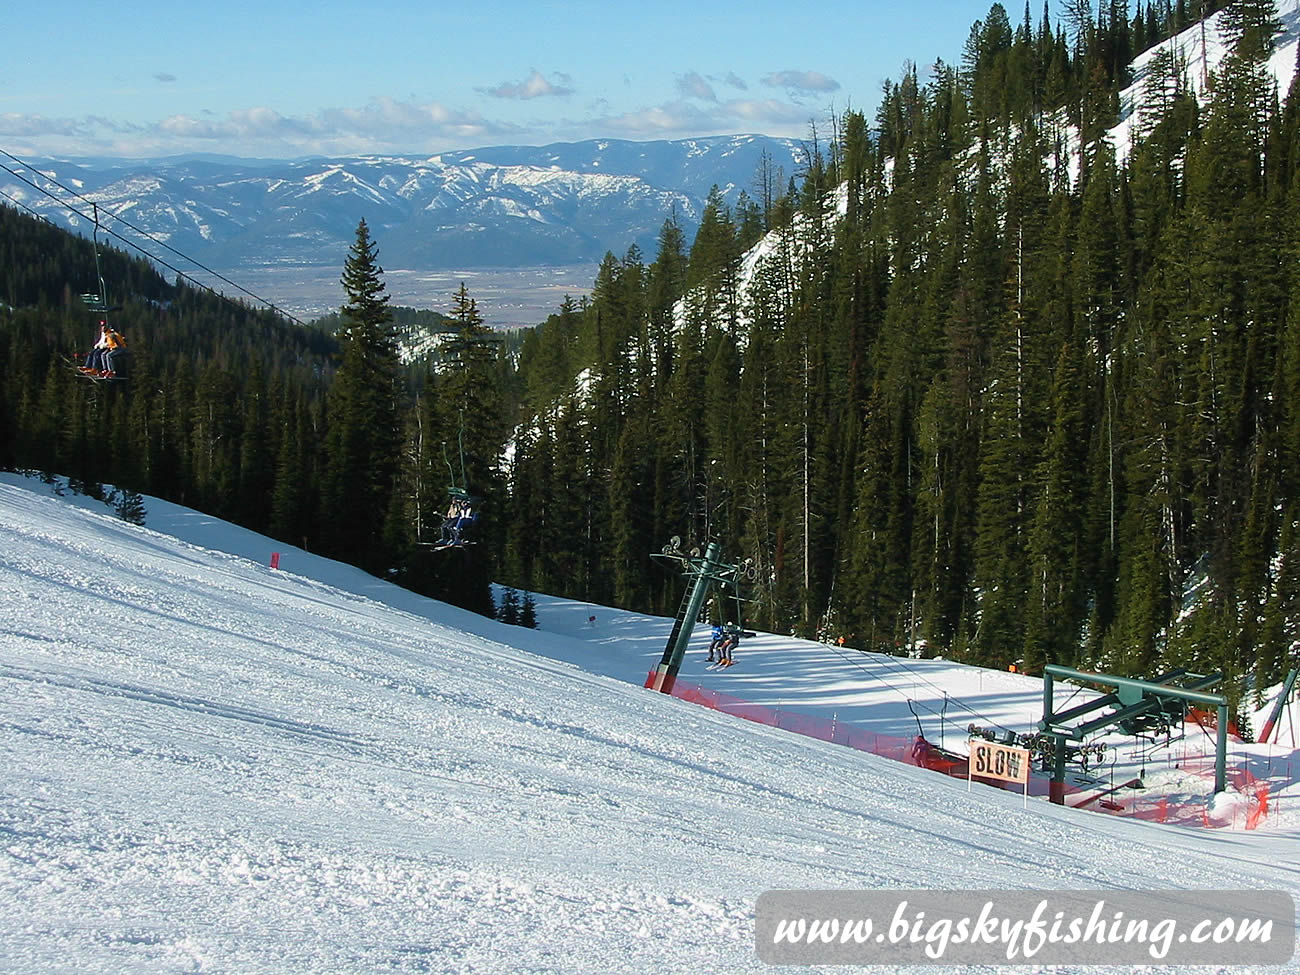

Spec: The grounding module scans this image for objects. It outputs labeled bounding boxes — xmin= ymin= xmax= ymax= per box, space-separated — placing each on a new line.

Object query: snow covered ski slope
xmin=1 ymin=473 xmax=1297 ymax=974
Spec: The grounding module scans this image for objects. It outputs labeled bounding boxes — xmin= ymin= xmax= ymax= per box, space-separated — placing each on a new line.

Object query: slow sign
xmin=968 ymin=738 xmax=1032 ymax=807
xmin=969 ymin=739 xmax=1031 ymax=784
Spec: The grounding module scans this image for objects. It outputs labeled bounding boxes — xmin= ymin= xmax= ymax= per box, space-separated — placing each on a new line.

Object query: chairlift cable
xmin=852 ymin=642 xmax=1024 ymax=733
xmin=90 ymin=203 xmax=107 ymax=311
xmin=820 ymin=639 xmax=1019 ymax=735
xmin=441 ymin=441 xmax=460 ymax=494
xmin=0 ymin=186 xmax=50 ymax=223
xmin=1 ymin=157 xmax=300 ymax=325
xmin=441 ymin=412 xmax=471 ymax=495
xmin=818 ymin=639 xmax=935 ymax=716
xmin=0 ymin=148 xmax=308 ymax=327
xmin=456 ymin=412 xmax=468 ymax=493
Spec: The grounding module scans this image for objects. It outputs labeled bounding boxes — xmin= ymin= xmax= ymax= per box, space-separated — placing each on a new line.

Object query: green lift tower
xmin=646 ymin=538 xmax=751 ymax=694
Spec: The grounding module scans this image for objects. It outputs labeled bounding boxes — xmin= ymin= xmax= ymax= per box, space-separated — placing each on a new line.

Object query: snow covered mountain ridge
xmin=1110 ymin=0 xmax=1300 ymax=161
xmin=675 ymin=0 xmax=1300 ymax=342
xmin=1 ymin=135 xmax=804 ymax=274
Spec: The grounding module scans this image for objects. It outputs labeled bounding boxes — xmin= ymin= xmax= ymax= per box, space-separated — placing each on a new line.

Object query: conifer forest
xmin=4 ymin=0 xmax=1300 ymax=708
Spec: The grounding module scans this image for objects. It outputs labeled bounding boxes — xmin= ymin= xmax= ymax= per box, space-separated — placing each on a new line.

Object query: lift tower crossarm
xmin=1040 ymin=664 xmax=1229 ymax=803
xmin=1043 ymin=665 xmax=1228 ymax=709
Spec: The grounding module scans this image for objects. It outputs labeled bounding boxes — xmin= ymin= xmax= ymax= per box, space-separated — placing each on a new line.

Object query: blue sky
xmin=5 ymin=0 xmax=1023 ymax=159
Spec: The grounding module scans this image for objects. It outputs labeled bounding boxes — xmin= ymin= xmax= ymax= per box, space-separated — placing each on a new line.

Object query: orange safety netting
xmin=646 ymin=671 xmax=1272 ymax=830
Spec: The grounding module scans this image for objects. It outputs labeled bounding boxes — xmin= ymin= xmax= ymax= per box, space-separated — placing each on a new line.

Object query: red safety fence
xmin=647 ymin=671 xmax=1272 ymax=830
xmin=1186 ymin=706 xmax=1242 ymax=738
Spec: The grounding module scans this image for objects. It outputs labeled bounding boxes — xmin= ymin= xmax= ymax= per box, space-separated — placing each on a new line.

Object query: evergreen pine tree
xmin=519 ymin=591 xmax=538 ymax=628
xmin=238 ymin=363 xmax=274 ymax=533
xmin=498 ymin=587 xmax=521 ymax=625
xmin=321 ymin=219 xmax=403 ymax=573
xmin=433 ymin=283 xmax=504 ymax=615
xmin=114 ymin=488 xmax=147 ymax=525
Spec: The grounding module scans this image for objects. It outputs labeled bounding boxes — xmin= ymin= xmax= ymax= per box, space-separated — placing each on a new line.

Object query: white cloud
xmin=0 ymin=97 xmax=525 ymax=158
xmin=0 ymin=113 xmax=91 ymax=138
xmin=726 ymin=98 xmax=814 ymax=125
xmin=586 ymin=95 xmax=817 ymax=142
xmin=676 ymin=71 xmax=718 ymax=101
xmin=481 ymin=69 xmax=574 ymax=100
xmin=761 ymin=70 xmax=841 ymax=93
xmin=159 ymin=107 xmax=316 ymax=141
xmin=0 ymin=78 xmax=827 ymax=158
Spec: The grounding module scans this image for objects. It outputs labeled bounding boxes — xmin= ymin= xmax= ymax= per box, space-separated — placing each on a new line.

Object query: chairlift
xmin=419 ymin=412 xmax=481 ymax=550
xmin=71 ymin=204 xmax=128 ymax=383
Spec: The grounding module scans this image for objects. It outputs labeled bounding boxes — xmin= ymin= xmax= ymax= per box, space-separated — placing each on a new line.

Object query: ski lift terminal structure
xmin=1039 ymin=664 xmax=1229 ymax=803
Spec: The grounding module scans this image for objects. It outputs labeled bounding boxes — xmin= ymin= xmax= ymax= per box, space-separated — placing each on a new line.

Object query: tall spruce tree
xmin=322 ymin=219 xmax=403 ymax=574
xmin=432 ymin=283 xmax=503 ymax=615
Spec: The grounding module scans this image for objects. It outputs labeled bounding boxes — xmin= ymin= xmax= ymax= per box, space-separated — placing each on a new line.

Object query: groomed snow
xmin=1 ymin=472 xmax=1297 ymax=974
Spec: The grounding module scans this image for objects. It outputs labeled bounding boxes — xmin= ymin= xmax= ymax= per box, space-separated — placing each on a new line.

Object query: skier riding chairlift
xmin=437 ymin=491 xmax=479 ymax=548
xmin=73 ymin=204 xmax=128 ymax=383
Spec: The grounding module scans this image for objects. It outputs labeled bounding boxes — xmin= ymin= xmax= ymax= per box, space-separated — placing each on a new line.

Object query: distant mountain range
xmin=4 ymin=135 xmax=805 ymax=273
